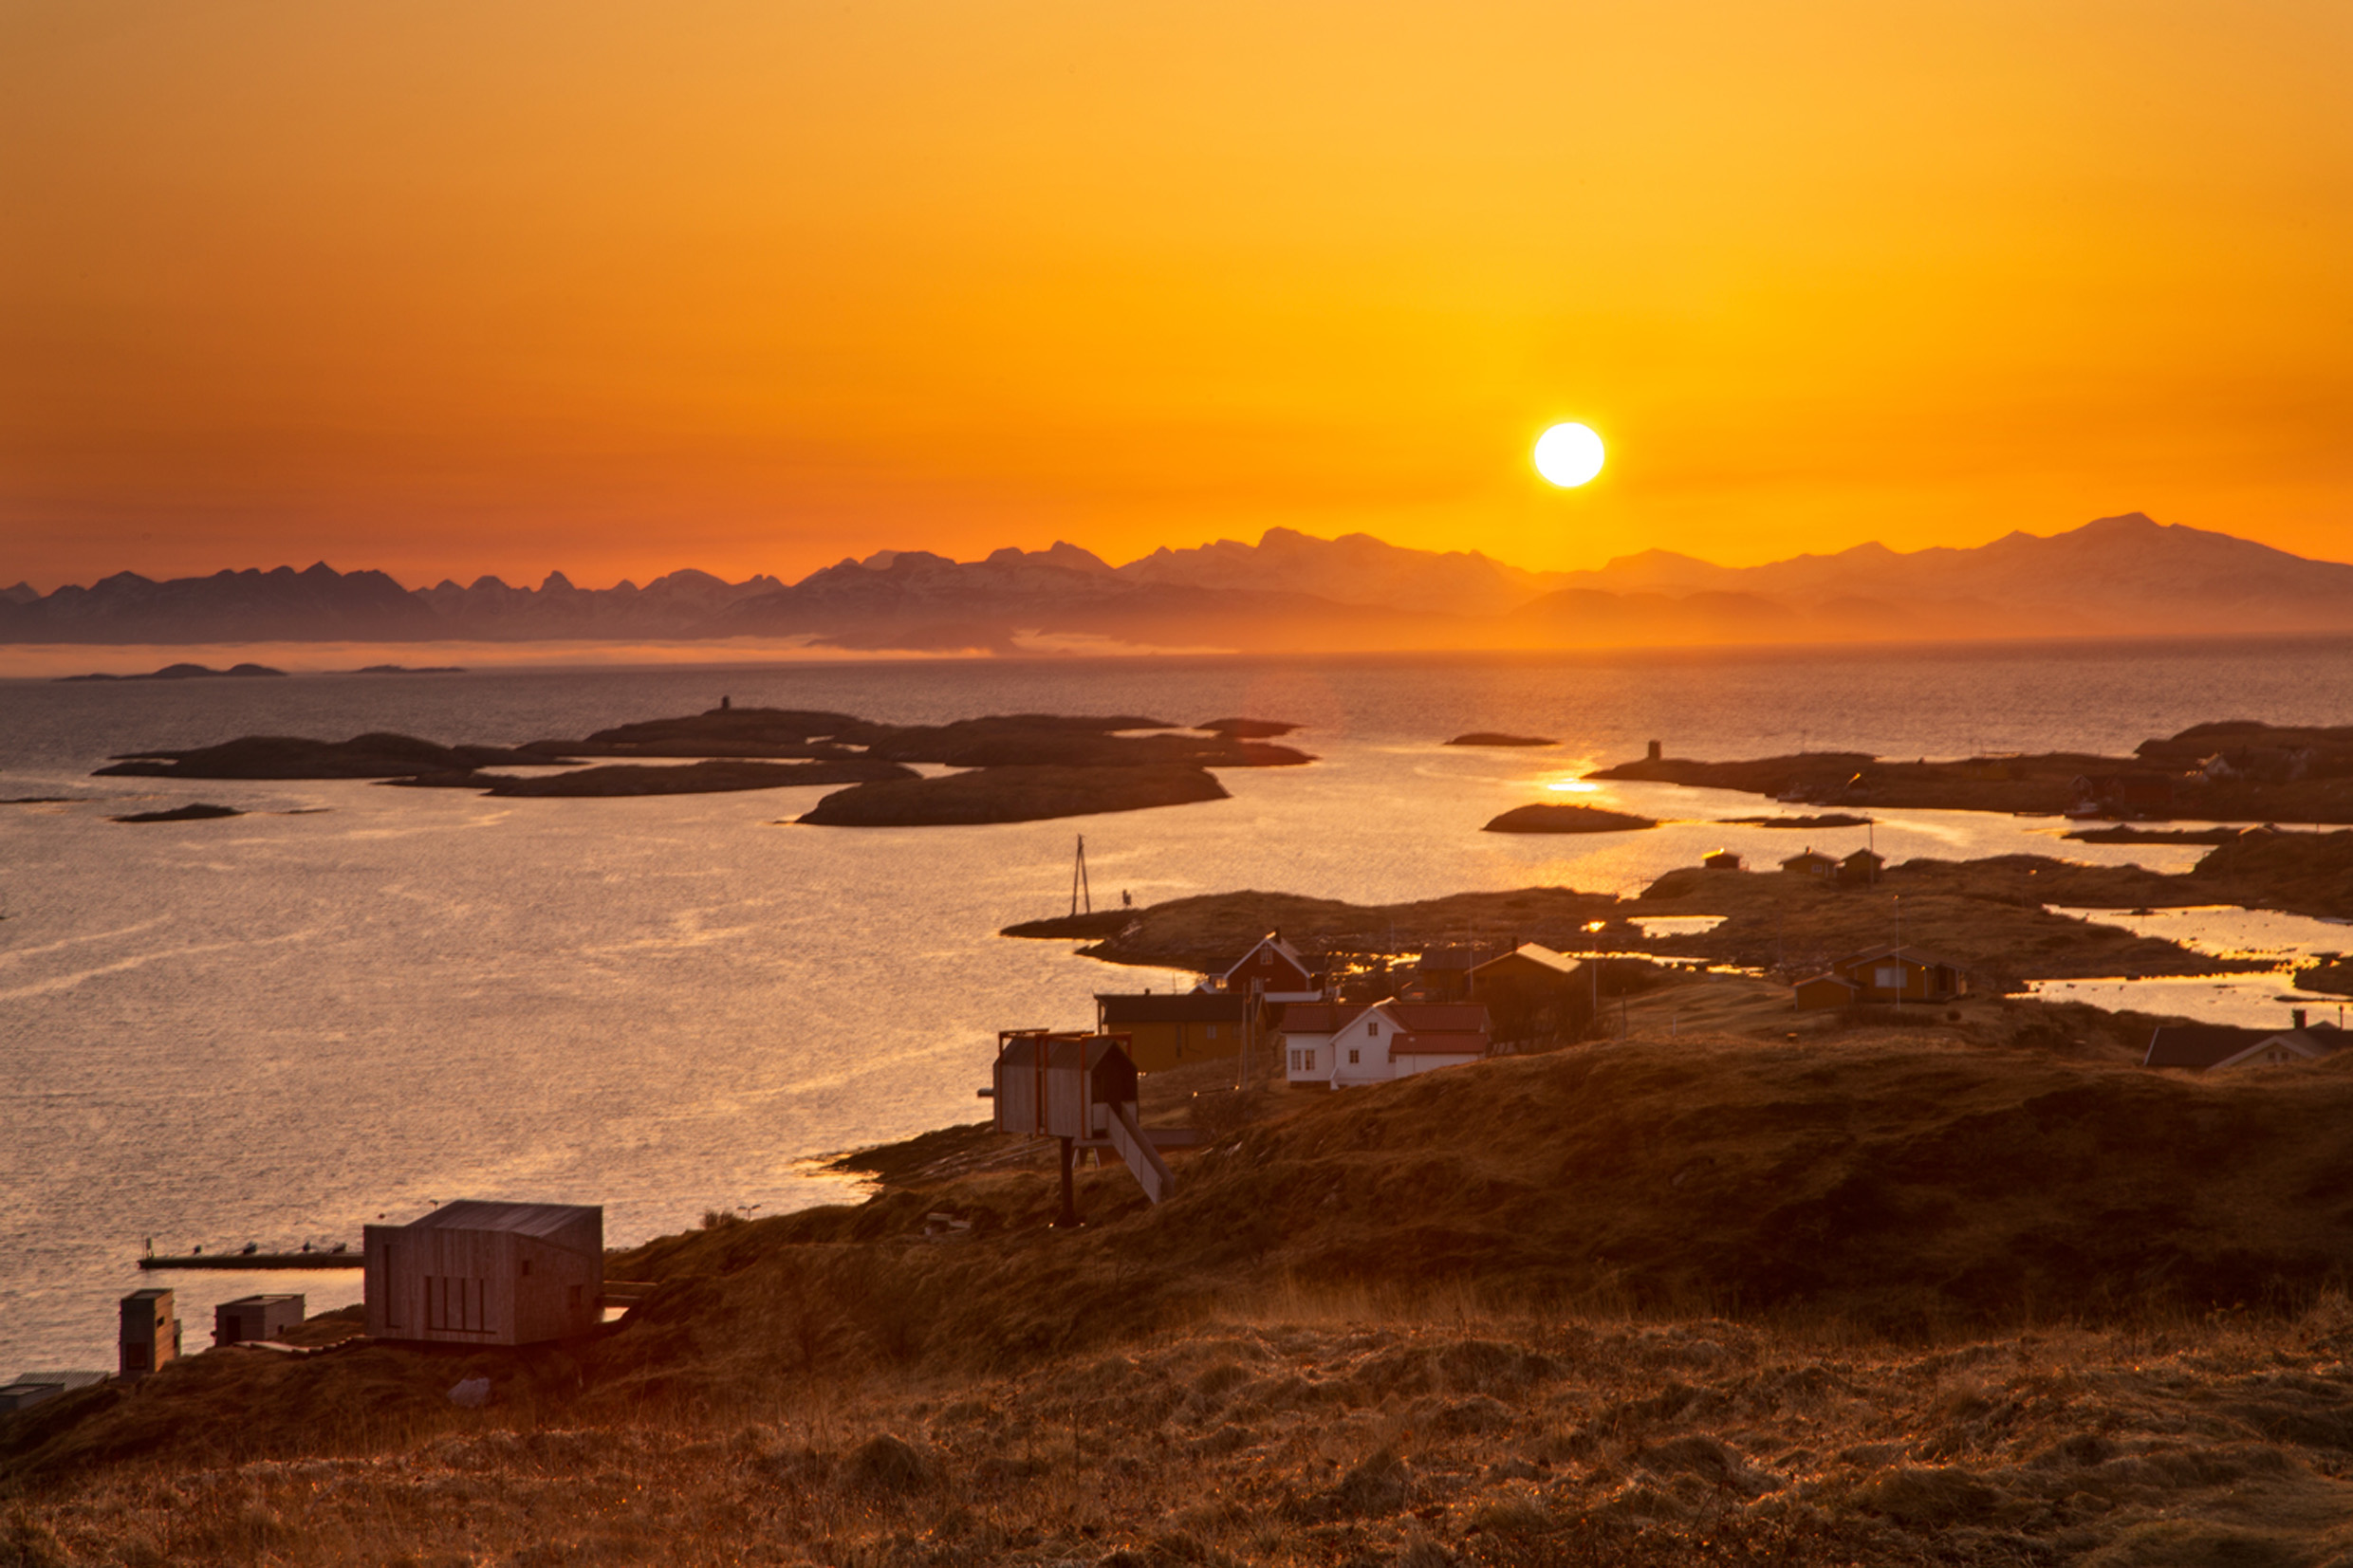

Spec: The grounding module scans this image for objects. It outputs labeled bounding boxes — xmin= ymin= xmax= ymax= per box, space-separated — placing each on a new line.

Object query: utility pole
xmin=1070 ymin=835 xmax=1091 ymax=916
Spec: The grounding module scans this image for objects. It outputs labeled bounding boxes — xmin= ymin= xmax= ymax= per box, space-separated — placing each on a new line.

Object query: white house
xmin=1211 ymin=932 xmax=1324 ymax=1005
xmin=1278 ymin=1002 xmax=1351 ymax=1085
xmin=1325 ymin=1002 xmax=1491 ymax=1087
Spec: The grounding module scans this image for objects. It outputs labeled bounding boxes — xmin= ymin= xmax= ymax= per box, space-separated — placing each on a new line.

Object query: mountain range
xmin=6 ymin=514 xmax=2349 ymax=653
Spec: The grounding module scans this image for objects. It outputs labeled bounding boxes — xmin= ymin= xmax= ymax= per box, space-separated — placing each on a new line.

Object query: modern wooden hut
xmin=363 ymin=1200 xmax=603 ymax=1347
xmin=119 ymin=1288 xmax=180 ymax=1378
xmin=213 ymin=1293 xmax=305 ymax=1347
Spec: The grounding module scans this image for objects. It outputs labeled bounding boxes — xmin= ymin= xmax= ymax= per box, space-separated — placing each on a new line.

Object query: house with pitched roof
xmin=1326 ymin=1001 xmax=1491 ymax=1087
xmin=1781 ymin=848 xmax=1839 ymax=879
xmin=1792 ymin=946 xmax=1971 ymax=1009
xmin=1095 ymin=989 xmax=1251 ymax=1072
xmin=2145 ymin=1016 xmax=2343 ymax=1070
xmin=1212 ymin=932 xmax=1323 ymax=1004
xmin=1277 ymin=1001 xmax=1353 ymax=1084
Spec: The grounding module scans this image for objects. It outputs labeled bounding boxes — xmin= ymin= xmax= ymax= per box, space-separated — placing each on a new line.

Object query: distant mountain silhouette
xmin=6 ymin=515 xmax=2348 ymax=651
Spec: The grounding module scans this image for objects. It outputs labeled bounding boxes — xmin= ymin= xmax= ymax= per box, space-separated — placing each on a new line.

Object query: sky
xmin=3 ymin=1 xmax=2350 ymax=592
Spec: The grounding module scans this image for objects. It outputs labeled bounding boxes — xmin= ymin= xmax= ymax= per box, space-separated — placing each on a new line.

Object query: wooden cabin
xmin=363 ymin=1201 xmax=603 ymax=1347
xmin=119 ymin=1288 xmax=180 ymax=1378
xmin=1467 ymin=943 xmax=1591 ymax=1047
xmin=1793 ymin=946 xmax=1970 ymax=1008
xmin=1094 ymin=990 xmax=1250 ymax=1072
xmin=1780 ymin=848 xmax=1838 ymax=879
xmin=1840 ymin=848 xmax=1884 ymax=886
xmin=213 ymin=1294 xmax=305 ymax=1347
xmin=1703 ymin=850 xmax=1742 ymax=871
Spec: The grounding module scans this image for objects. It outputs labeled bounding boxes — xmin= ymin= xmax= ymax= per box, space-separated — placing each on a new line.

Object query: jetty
xmin=139 ymin=1251 xmax=360 ymax=1271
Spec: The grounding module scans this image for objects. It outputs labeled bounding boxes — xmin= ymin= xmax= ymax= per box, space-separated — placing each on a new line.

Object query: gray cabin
xmin=363 ymin=1200 xmax=602 ymax=1347
xmin=214 ymin=1293 xmax=305 ymax=1347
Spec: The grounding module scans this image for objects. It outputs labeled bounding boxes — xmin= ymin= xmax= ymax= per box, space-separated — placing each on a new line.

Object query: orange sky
xmin=4 ymin=1 xmax=2349 ymax=591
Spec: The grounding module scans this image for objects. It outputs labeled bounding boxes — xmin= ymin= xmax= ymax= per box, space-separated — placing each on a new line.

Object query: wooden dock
xmin=139 ymin=1252 xmax=361 ymax=1271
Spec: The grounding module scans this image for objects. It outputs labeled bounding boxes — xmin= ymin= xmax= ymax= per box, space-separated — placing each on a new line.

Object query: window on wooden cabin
xmin=1206 ymin=1024 xmax=1217 ymax=1039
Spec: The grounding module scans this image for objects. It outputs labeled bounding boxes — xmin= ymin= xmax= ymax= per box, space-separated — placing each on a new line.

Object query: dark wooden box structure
xmin=214 ymin=1293 xmax=305 ymax=1346
xmin=119 ymin=1287 xmax=180 ymax=1377
xmin=991 ymin=1030 xmax=1174 ymax=1217
xmin=363 ymin=1200 xmax=603 ymax=1346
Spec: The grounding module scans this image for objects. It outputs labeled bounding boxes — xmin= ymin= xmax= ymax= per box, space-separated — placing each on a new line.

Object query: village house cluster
xmin=1083 ymin=931 xmax=1615 ymax=1090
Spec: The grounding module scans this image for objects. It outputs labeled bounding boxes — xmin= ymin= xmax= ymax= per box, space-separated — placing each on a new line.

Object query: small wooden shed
xmin=363 ymin=1200 xmax=602 ymax=1346
xmin=991 ymin=1030 xmax=1173 ymax=1217
xmin=213 ymin=1293 xmax=305 ymax=1347
xmin=119 ymin=1288 xmax=180 ymax=1378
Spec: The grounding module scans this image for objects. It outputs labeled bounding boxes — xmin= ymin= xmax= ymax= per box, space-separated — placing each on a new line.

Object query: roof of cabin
xmin=2147 ymin=1022 xmax=2342 ymax=1069
xmin=1472 ymin=943 xmax=1578 ymax=977
xmin=1220 ymin=932 xmax=1309 ymax=980
xmin=1381 ymin=1002 xmax=1491 ymax=1033
xmin=1389 ymin=1031 xmax=1491 ymax=1057
xmin=1276 ymin=1003 xmax=1352 ymax=1034
xmin=1097 ymin=991 xmax=1251 ymax=1024
xmin=403 ymin=1200 xmax=601 ymax=1239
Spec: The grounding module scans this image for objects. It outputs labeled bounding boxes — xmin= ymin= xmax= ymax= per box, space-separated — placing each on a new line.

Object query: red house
xmin=1214 ymin=932 xmax=1323 ymax=1003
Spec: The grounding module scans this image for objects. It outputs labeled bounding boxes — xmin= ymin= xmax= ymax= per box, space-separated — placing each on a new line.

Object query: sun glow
xmin=1545 ymin=778 xmax=1601 ymax=794
xmin=1532 ymin=423 xmax=1605 ymax=488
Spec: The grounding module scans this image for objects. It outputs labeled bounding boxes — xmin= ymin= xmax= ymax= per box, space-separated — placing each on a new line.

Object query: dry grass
xmin=18 ymin=1299 xmax=2353 ymax=1566
xmin=17 ymin=1023 xmax=2353 ymax=1564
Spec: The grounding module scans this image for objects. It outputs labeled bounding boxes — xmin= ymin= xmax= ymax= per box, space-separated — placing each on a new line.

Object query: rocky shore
xmin=1588 ymin=721 xmax=2353 ymax=823
xmin=1011 ymin=833 xmax=2353 ymax=984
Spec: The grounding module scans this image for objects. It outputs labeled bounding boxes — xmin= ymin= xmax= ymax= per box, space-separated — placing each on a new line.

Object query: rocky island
xmin=1482 ymin=802 xmax=1658 ymax=833
xmin=1587 ymin=721 xmax=2353 ymax=822
xmin=801 ymin=764 xmax=1229 ymax=826
xmin=107 ymin=802 xmax=244 ymax=823
xmin=1447 ymin=731 xmax=1558 ymax=747
xmin=1014 ymin=831 xmax=2353 ymax=985
xmin=57 ymin=661 xmax=287 ymax=681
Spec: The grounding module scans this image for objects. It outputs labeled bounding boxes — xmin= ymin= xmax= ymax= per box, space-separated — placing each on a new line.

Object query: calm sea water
xmin=5 ymin=638 xmax=2351 ymax=1372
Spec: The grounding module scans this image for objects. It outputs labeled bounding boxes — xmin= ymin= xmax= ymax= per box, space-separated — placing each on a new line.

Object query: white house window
xmin=1288 ymin=1049 xmax=1300 ymax=1072
xmin=1366 ymin=1020 xmax=1380 ymax=1036
xmin=1304 ymin=1050 xmax=1315 ymax=1070
xmin=1349 ymin=1048 xmax=1361 ymax=1064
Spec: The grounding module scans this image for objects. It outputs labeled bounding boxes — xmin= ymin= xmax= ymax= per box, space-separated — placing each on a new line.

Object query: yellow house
xmin=1094 ymin=991 xmax=1251 ymax=1072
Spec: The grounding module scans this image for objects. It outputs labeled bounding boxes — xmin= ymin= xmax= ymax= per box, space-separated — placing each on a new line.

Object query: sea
xmin=6 ymin=636 xmax=2353 ymax=1374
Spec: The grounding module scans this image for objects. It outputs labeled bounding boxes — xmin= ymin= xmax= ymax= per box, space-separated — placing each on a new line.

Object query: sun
xmin=1533 ymin=422 xmax=1605 ymax=488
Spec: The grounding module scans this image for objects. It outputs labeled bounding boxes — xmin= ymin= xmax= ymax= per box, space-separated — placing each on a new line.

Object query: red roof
xmin=1383 ymin=1003 xmax=1490 ymax=1033
xmin=1390 ymin=1031 xmax=1490 ymax=1057
xmin=1276 ymin=1003 xmax=1351 ymax=1034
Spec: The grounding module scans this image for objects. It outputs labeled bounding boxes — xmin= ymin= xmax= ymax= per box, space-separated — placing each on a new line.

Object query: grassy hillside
xmin=11 ymin=1000 xmax=2353 ymax=1564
